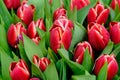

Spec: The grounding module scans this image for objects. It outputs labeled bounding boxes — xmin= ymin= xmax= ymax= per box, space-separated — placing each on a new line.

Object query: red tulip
xmin=17 ymin=4 xmax=35 ymax=26
xmin=110 ymin=0 xmax=120 ymax=10
xmin=7 ymin=22 xmax=26 ymax=48
xmin=9 ymin=59 xmax=30 ymax=80
xmin=70 ymin=0 xmax=90 ymax=10
xmin=4 ymin=0 xmax=20 ymax=9
xmin=27 ymin=19 xmax=46 ymax=44
xmin=110 ymin=22 xmax=120 ymax=44
xmin=87 ymin=3 xmax=110 ymax=24
xmin=73 ymin=41 xmax=94 ymax=64
xmin=94 ymin=54 xmax=118 ymax=80
xmin=33 ymin=55 xmax=51 ymax=72
xmin=30 ymin=78 xmax=40 ymax=80
xmin=50 ymin=22 xmax=72 ymax=53
xmin=87 ymin=22 xmax=110 ymax=50
xmin=53 ymin=7 xmax=67 ymax=21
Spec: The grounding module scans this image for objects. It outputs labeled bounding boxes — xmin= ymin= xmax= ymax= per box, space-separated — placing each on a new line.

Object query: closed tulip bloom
xmin=70 ymin=0 xmax=90 ymax=10
xmin=53 ymin=7 xmax=67 ymax=21
xmin=4 ymin=0 xmax=20 ymax=9
xmin=87 ymin=3 xmax=110 ymax=24
xmin=27 ymin=19 xmax=46 ymax=44
xmin=7 ymin=22 xmax=26 ymax=48
xmin=33 ymin=55 xmax=51 ymax=72
xmin=110 ymin=22 xmax=120 ymax=44
xmin=17 ymin=4 xmax=35 ymax=26
xmin=30 ymin=78 xmax=40 ymax=80
xmin=110 ymin=0 xmax=120 ymax=10
xmin=94 ymin=54 xmax=118 ymax=80
xmin=74 ymin=41 xmax=94 ymax=64
xmin=87 ymin=22 xmax=110 ymax=50
xmin=50 ymin=26 xmax=72 ymax=53
xmin=9 ymin=59 xmax=30 ymax=80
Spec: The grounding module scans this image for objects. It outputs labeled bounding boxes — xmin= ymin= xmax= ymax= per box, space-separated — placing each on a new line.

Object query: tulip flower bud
xmin=110 ymin=0 xmax=120 ymax=10
xmin=70 ymin=0 xmax=90 ymax=10
xmin=53 ymin=7 xmax=67 ymax=21
xmin=33 ymin=55 xmax=51 ymax=72
xmin=9 ymin=59 xmax=30 ymax=80
xmin=110 ymin=22 xmax=120 ymax=44
xmin=94 ymin=54 xmax=118 ymax=80
xmin=4 ymin=0 xmax=20 ymax=9
xmin=53 ymin=18 xmax=74 ymax=29
xmin=50 ymin=24 xmax=72 ymax=53
xmin=27 ymin=19 xmax=46 ymax=44
xmin=73 ymin=41 xmax=94 ymax=64
xmin=17 ymin=4 xmax=35 ymax=26
xmin=87 ymin=22 xmax=110 ymax=50
xmin=7 ymin=22 xmax=26 ymax=48
xmin=30 ymin=78 xmax=40 ymax=80
xmin=87 ymin=3 xmax=110 ymax=24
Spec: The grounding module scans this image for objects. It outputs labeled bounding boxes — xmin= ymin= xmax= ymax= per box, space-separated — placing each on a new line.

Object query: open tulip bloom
xmin=1 ymin=0 xmax=120 ymax=80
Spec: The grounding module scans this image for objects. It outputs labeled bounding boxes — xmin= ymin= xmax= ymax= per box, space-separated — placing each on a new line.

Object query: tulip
xmin=73 ymin=41 xmax=94 ymax=64
xmin=53 ymin=7 xmax=67 ymax=21
xmin=33 ymin=55 xmax=51 ymax=72
xmin=4 ymin=0 xmax=20 ymax=9
xmin=87 ymin=3 xmax=110 ymax=24
xmin=70 ymin=0 xmax=90 ymax=10
xmin=9 ymin=59 xmax=30 ymax=80
xmin=27 ymin=18 xmax=46 ymax=44
xmin=7 ymin=22 xmax=26 ymax=48
xmin=87 ymin=22 xmax=110 ymax=50
xmin=53 ymin=18 xmax=74 ymax=29
xmin=109 ymin=22 xmax=120 ymax=44
xmin=94 ymin=54 xmax=118 ymax=80
xmin=50 ymin=23 xmax=72 ymax=53
xmin=110 ymin=0 xmax=120 ymax=10
xmin=17 ymin=4 xmax=35 ymax=26
xmin=30 ymin=78 xmax=40 ymax=80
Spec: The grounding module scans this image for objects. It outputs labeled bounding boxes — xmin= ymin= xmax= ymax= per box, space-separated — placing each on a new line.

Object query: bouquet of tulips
xmin=0 ymin=0 xmax=120 ymax=80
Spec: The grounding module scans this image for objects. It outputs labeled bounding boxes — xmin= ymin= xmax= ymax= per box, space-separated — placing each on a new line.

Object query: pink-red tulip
xmin=30 ymin=78 xmax=40 ymax=80
xmin=7 ymin=22 xmax=26 ymax=48
xmin=87 ymin=3 xmax=110 ymax=24
xmin=4 ymin=0 xmax=20 ymax=9
xmin=50 ymin=18 xmax=73 ymax=53
xmin=27 ymin=19 xmax=46 ymax=44
xmin=70 ymin=0 xmax=90 ymax=10
xmin=87 ymin=22 xmax=110 ymax=50
xmin=110 ymin=0 xmax=120 ymax=10
xmin=73 ymin=41 xmax=94 ymax=64
xmin=109 ymin=22 xmax=120 ymax=44
xmin=9 ymin=59 xmax=30 ymax=80
xmin=94 ymin=54 xmax=118 ymax=80
xmin=17 ymin=4 xmax=35 ymax=26
xmin=33 ymin=55 xmax=51 ymax=72
xmin=53 ymin=7 xmax=67 ymax=21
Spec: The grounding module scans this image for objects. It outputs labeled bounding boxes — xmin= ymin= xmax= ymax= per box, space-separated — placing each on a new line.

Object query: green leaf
xmin=0 ymin=18 xmax=12 ymax=57
xmin=111 ymin=44 xmax=120 ymax=56
xmin=97 ymin=62 xmax=108 ymax=80
xmin=101 ymin=40 xmax=114 ymax=55
xmin=82 ymin=48 xmax=93 ymax=72
xmin=77 ymin=0 xmax=97 ymax=24
xmin=0 ymin=0 xmax=13 ymax=30
xmin=48 ymin=48 xmax=59 ymax=63
xmin=28 ymin=0 xmax=44 ymax=20
xmin=116 ymin=52 xmax=120 ymax=76
xmin=31 ymin=63 xmax=46 ymax=80
xmin=58 ymin=48 xmax=86 ymax=75
xmin=69 ymin=22 xmax=86 ymax=50
xmin=99 ymin=0 xmax=111 ymax=5
xmin=0 ymin=47 xmax=13 ymax=80
xmin=51 ymin=0 xmax=61 ymax=13
xmin=63 ymin=0 xmax=71 ymax=10
xmin=37 ymin=27 xmax=46 ymax=39
xmin=68 ymin=9 xmax=77 ymax=22
xmin=23 ymin=34 xmax=43 ymax=62
xmin=71 ymin=75 xmax=96 ymax=80
xmin=44 ymin=62 xmax=59 ymax=80
xmin=109 ymin=7 xmax=116 ymax=21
